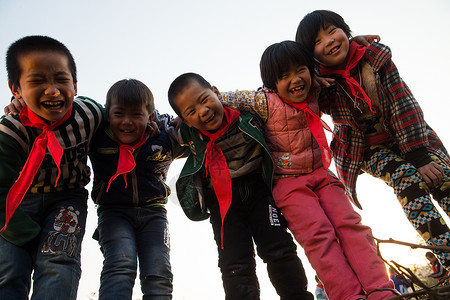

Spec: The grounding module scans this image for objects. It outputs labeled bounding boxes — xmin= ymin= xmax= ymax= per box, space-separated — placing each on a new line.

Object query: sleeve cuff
xmin=404 ymin=146 xmax=432 ymax=168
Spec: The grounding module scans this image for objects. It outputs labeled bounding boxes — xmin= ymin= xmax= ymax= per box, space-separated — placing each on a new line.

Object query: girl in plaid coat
xmin=296 ymin=10 xmax=450 ymax=269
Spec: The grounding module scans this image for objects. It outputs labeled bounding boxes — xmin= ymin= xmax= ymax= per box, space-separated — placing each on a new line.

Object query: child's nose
xmin=326 ymin=36 xmax=335 ymax=46
xmin=45 ymin=84 xmax=60 ymax=96
xmin=123 ymin=116 xmax=133 ymax=124
xmin=199 ymin=105 xmax=209 ymax=117
xmin=293 ymin=74 xmax=302 ymax=83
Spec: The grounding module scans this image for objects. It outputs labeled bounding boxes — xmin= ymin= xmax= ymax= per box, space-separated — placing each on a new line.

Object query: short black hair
xmin=295 ymin=10 xmax=352 ymax=55
xmin=260 ymin=40 xmax=315 ymax=92
xmin=168 ymin=72 xmax=212 ymax=116
xmin=106 ymin=78 xmax=155 ymax=116
xmin=6 ymin=35 xmax=77 ymax=87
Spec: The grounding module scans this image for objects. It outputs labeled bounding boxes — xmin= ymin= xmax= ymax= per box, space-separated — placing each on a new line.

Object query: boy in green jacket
xmin=168 ymin=72 xmax=313 ymax=300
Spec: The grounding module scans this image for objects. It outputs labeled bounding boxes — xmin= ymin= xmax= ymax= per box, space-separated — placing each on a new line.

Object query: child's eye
xmin=27 ymin=77 xmax=45 ymax=85
xmin=314 ymin=39 xmax=321 ymax=45
xmin=56 ymin=76 xmax=71 ymax=83
xmin=29 ymin=79 xmax=44 ymax=85
xmin=281 ymin=73 xmax=289 ymax=79
xmin=329 ymin=27 xmax=336 ymax=34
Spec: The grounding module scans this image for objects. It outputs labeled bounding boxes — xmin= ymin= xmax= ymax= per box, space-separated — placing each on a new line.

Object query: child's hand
xmin=4 ymin=96 xmax=25 ymax=115
xmin=169 ymin=116 xmax=182 ymax=131
xmin=147 ymin=120 xmax=161 ymax=138
xmin=352 ymin=35 xmax=380 ymax=47
xmin=418 ymin=161 xmax=444 ymax=189
xmin=314 ymin=76 xmax=335 ymax=88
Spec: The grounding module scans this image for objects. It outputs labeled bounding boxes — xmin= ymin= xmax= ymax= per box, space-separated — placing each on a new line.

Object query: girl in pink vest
xmin=221 ymin=41 xmax=395 ymax=300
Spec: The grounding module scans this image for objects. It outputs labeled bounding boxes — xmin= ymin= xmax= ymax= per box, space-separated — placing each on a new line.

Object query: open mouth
xmin=290 ymin=85 xmax=305 ymax=95
xmin=41 ymin=101 xmax=65 ymax=110
xmin=204 ymin=112 xmax=216 ymax=124
xmin=120 ymin=129 xmax=135 ymax=134
xmin=328 ymin=45 xmax=340 ymax=55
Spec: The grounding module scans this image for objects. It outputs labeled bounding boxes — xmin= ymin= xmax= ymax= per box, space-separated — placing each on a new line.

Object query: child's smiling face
xmin=108 ymin=98 xmax=153 ymax=145
xmin=314 ymin=25 xmax=350 ymax=69
xmin=275 ymin=64 xmax=311 ymax=103
xmin=174 ymin=80 xmax=224 ymax=132
xmin=9 ymin=50 xmax=77 ymax=122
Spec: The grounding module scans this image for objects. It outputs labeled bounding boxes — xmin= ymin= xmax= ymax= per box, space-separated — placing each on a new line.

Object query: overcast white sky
xmin=1 ymin=0 xmax=450 ymax=299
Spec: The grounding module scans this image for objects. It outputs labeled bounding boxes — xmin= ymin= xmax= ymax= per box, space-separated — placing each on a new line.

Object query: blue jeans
xmin=97 ymin=206 xmax=173 ymax=300
xmin=0 ymin=188 xmax=88 ymax=300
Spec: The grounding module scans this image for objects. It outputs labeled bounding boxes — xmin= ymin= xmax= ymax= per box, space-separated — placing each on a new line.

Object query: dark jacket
xmin=89 ymin=126 xmax=188 ymax=209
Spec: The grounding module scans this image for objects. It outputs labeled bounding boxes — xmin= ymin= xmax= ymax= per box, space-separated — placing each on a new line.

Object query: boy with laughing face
xmin=168 ymin=73 xmax=313 ymax=300
xmin=0 ymin=35 xmax=105 ymax=299
xmin=89 ymin=78 xmax=187 ymax=299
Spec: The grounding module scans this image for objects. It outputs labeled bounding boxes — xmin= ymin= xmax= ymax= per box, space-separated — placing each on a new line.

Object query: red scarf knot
xmin=106 ymin=133 xmax=147 ymax=192
xmin=320 ymin=41 xmax=374 ymax=113
xmin=199 ymin=106 xmax=240 ymax=249
xmin=1 ymin=105 xmax=73 ymax=233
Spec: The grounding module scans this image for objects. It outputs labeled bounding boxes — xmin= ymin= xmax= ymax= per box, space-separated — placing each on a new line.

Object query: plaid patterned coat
xmin=320 ymin=42 xmax=449 ymax=209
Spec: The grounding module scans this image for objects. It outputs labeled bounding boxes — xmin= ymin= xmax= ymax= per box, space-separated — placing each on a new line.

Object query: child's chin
xmin=117 ymin=136 xmax=139 ymax=145
xmin=206 ymin=118 xmax=222 ymax=131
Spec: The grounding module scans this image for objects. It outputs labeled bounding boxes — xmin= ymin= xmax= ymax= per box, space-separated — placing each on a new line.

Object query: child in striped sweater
xmin=0 ymin=35 xmax=105 ymax=299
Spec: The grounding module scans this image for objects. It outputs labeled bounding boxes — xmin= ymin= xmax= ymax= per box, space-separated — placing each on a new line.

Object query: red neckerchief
xmin=319 ymin=41 xmax=374 ymax=112
xmin=106 ymin=133 xmax=147 ymax=192
xmin=199 ymin=106 xmax=240 ymax=249
xmin=280 ymin=93 xmax=334 ymax=170
xmin=1 ymin=105 xmax=73 ymax=233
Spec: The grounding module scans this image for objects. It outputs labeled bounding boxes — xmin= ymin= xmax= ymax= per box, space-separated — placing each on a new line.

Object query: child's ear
xmin=8 ymin=80 xmax=22 ymax=100
xmin=148 ymin=112 xmax=155 ymax=124
xmin=212 ymin=86 xmax=222 ymax=100
xmin=73 ymin=82 xmax=78 ymax=96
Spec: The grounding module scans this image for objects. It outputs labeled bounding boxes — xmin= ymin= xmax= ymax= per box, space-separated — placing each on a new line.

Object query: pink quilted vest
xmin=264 ymin=91 xmax=323 ymax=175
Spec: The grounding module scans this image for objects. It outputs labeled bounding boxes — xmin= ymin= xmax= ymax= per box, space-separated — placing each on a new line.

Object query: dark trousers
xmin=205 ymin=175 xmax=313 ymax=300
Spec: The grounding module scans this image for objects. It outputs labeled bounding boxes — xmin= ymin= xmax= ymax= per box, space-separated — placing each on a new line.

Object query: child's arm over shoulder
xmin=351 ymin=34 xmax=380 ymax=47
xmin=153 ymin=110 xmax=177 ymax=139
xmin=74 ymin=96 xmax=105 ymax=113
xmin=153 ymin=110 xmax=190 ymax=159
xmin=220 ymin=89 xmax=269 ymax=122
xmin=73 ymin=96 xmax=106 ymax=132
xmin=364 ymin=42 xmax=392 ymax=72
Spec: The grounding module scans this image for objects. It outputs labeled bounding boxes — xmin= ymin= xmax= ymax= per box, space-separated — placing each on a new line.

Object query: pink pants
xmin=273 ymin=168 xmax=394 ymax=300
